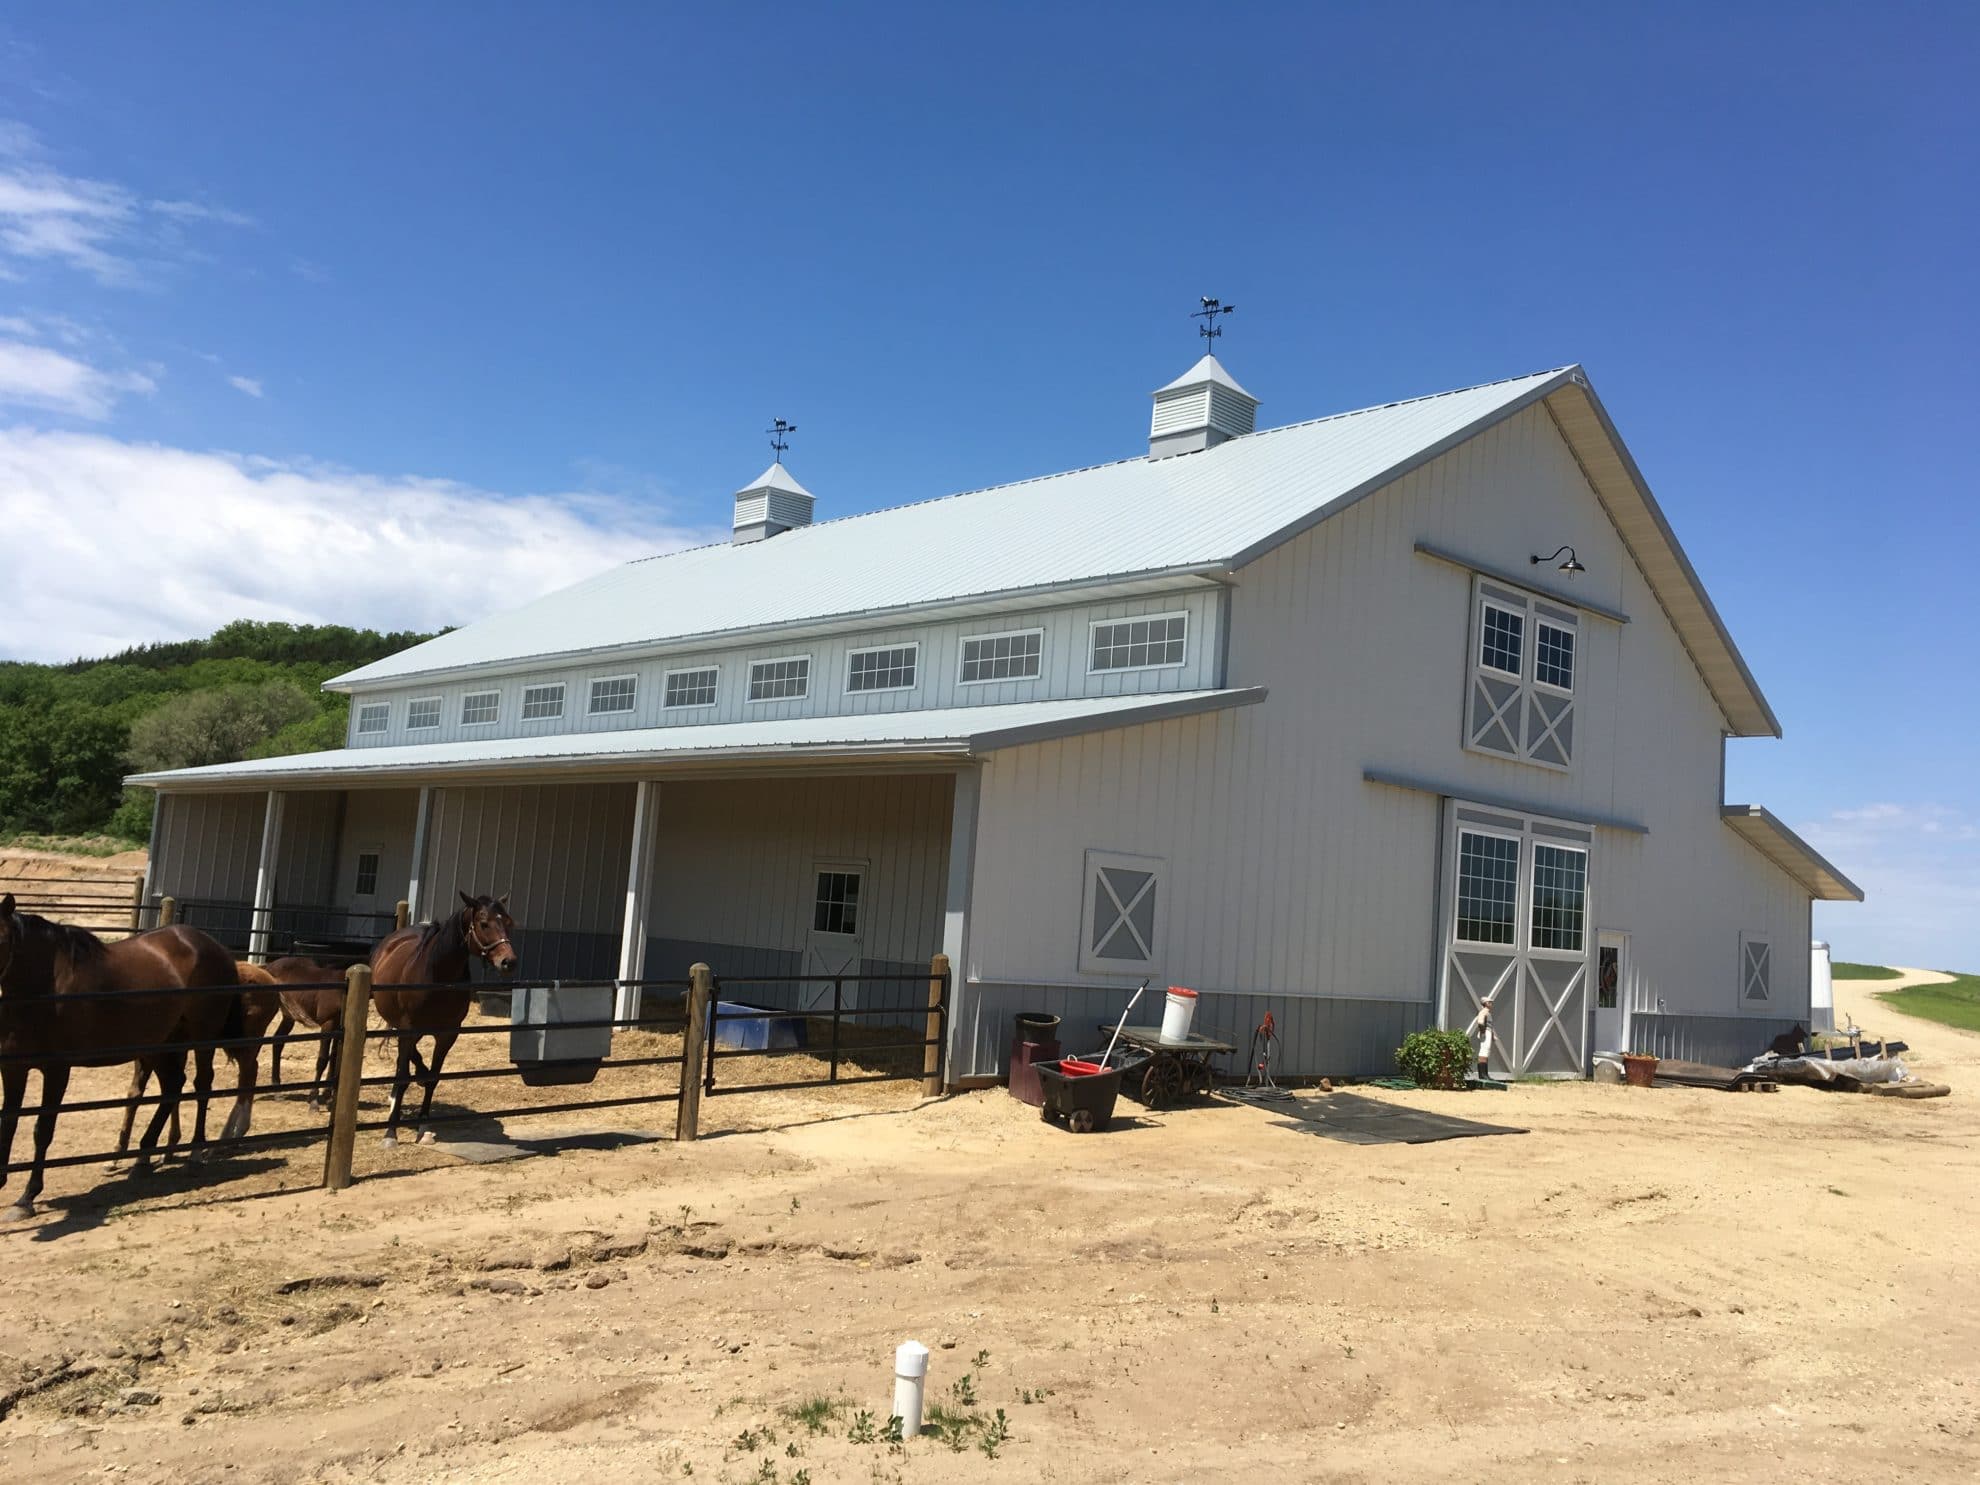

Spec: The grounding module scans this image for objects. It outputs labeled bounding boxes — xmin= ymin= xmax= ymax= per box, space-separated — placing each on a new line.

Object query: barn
xmin=130 ymin=354 xmax=1861 ymax=1080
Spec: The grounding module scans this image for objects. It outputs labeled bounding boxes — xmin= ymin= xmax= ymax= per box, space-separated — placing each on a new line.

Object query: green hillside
xmin=0 ymin=620 xmax=440 ymax=844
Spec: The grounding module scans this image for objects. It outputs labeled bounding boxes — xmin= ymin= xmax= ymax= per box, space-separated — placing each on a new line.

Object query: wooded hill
xmin=0 ymin=621 xmax=439 ymax=842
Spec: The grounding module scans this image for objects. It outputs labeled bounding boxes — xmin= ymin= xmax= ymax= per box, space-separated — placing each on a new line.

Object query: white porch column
xmin=248 ymin=789 xmax=285 ymax=963
xmin=939 ymin=766 xmax=982 ymax=1081
xmin=405 ymin=785 xmax=436 ymax=923
xmin=616 ymin=780 xmax=659 ymax=1022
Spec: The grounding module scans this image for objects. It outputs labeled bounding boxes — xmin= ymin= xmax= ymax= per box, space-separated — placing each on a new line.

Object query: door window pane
xmin=813 ymin=871 xmax=861 ymax=935
xmin=1531 ymin=844 xmax=1588 ymax=952
xmin=1456 ymin=832 xmax=1519 ymax=945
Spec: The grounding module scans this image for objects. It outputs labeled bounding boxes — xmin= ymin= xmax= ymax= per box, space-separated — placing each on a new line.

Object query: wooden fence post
xmin=924 ymin=953 xmax=949 ymax=1098
xmin=676 ymin=963 xmax=713 ymax=1143
xmin=322 ymin=963 xmax=373 ymax=1191
xmin=159 ymin=895 xmax=176 ymax=927
xmin=394 ymin=899 xmax=410 ymax=931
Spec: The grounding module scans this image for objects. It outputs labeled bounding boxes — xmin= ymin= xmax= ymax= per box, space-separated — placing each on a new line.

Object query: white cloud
xmin=1801 ymin=803 xmax=1980 ymax=973
xmin=0 ymin=338 xmax=154 ymax=418
xmin=227 ymin=374 xmax=263 ymax=399
xmin=0 ymin=427 xmax=724 ymax=662
xmin=150 ymin=198 xmax=256 ymax=228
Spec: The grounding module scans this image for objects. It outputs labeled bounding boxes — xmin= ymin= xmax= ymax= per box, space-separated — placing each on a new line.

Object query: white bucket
xmin=1161 ymin=987 xmax=1198 ymax=1043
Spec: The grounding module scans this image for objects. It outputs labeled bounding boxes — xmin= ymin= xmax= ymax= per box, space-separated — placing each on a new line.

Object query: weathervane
xmin=1192 ymin=296 xmax=1235 ymax=349
xmin=767 ymin=417 xmax=797 ymax=460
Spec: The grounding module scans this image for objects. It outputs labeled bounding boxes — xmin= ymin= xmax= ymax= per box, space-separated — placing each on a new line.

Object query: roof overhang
xmin=1722 ymin=805 xmax=1864 ymax=901
xmin=128 ymin=688 xmax=1266 ymax=792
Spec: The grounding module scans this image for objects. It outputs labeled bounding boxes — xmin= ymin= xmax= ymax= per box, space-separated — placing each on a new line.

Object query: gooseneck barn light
xmin=1531 ymin=545 xmax=1586 ymax=577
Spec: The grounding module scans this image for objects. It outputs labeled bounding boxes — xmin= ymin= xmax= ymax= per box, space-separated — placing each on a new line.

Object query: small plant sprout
xmin=972 ymin=1348 xmax=991 ymax=1369
xmin=848 ymin=1410 xmax=877 ymax=1444
xmin=980 ymin=1408 xmax=1011 ymax=1458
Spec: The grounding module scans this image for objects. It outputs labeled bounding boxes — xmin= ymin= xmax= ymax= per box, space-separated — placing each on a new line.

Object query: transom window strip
xmin=406 ymin=698 xmax=441 ymax=730
xmin=521 ymin=683 xmax=565 ymax=720
xmin=588 ymin=676 xmax=637 ymax=714
xmin=1536 ymin=621 xmax=1576 ymax=691
xmin=748 ymin=656 xmax=810 ymax=701
xmin=813 ymin=871 xmax=860 ymax=935
xmin=460 ymin=691 xmax=499 ymax=725
xmin=664 ymin=667 xmax=718 ymax=708
xmin=1480 ymin=603 xmax=1524 ymax=676
xmin=1530 ymin=843 xmax=1588 ymax=952
xmin=355 ymin=703 xmax=389 ymax=735
xmin=961 ymin=630 xmax=1043 ymax=683
xmin=1091 ymin=613 xmax=1187 ymax=671
xmin=847 ymin=645 xmax=917 ymax=692
xmin=1455 ymin=831 xmax=1519 ymax=944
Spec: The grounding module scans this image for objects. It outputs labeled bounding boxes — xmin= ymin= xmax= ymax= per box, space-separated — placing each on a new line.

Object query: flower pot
xmin=1621 ymin=1052 xmax=1659 ymax=1089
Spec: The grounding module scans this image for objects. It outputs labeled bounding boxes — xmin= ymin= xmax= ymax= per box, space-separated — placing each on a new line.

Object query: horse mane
xmin=18 ymin=910 xmax=109 ymax=965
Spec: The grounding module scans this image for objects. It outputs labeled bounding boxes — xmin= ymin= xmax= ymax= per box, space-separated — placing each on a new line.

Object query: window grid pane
xmin=1535 ymin=622 xmax=1575 ymax=691
xmin=355 ymin=704 xmax=389 ymax=735
xmin=589 ymin=677 xmax=637 ymax=714
xmin=521 ymin=684 xmax=564 ymax=720
xmin=748 ymin=657 xmax=810 ymax=701
xmin=406 ymin=699 xmax=441 ymax=730
xmin=1480 ymin=605 xmax=1523 ymax=676
xmin=461 ymin=691 xmax=499 ymax=725
xmin=961 ymin=631 xmax=1043 ymax=683
xmin=664 ymin=668 xmax=718 ymax=708
xmin=1530 ymin=844 xmax=1588 ymax=952
xmin=353 ymin=852 xmax=380 ymax=896
xmin=847 ymin=646 xmax=917 ymax=692
xmin=1091 ymin=614 xmax=1187 ymax=671
xmin=812 ymin=871 xmax=861 ymax=935
xmin=1456 ymin=832 xmax=1519 ymax=944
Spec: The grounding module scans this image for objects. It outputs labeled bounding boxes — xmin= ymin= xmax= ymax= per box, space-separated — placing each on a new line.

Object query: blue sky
xmin=0 ymin=4 xmax=1974 ymax=966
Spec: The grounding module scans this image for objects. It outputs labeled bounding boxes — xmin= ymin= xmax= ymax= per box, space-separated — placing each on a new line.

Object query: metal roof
xmin=1722 ymin=806 xmax=1864 ymax=901
xmin=327 ymin=365 xmax=1779 ymax=736
xmin=129 ymin=688 xmax=1265 ymax=790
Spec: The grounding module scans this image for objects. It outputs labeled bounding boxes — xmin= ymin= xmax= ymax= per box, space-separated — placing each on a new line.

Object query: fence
xmin=1 ymin=955 xmax=951 ymax=1198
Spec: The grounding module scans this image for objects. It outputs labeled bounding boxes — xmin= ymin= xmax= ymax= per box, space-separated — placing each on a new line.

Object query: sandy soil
xmin=2 ymin=967 xmax=1975 ymax=1483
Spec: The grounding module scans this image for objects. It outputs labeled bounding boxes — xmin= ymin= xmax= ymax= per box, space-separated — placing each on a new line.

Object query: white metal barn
xmin=131 ymin=356 xmax=1862 ymax=1080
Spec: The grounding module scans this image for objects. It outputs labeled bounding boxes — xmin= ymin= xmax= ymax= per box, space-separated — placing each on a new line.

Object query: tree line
xmin=0 ymin=621 xmax=439 ymax=842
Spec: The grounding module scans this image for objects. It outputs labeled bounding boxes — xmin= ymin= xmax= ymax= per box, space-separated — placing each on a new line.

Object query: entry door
xmin=801 ymin=861 xmax=864 ymax=1011
xmin=1593 ymin=931 xmax=1628 ymax=1053
xmin=1439 ymin=805 xmax=1595 ymax=1078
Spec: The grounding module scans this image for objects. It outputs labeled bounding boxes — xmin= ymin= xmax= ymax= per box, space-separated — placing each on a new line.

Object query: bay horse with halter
xmin=369 ymin=893 xmax=517 ymax=1144
xmin=0 ymin=895 xmax=252 ymax=1223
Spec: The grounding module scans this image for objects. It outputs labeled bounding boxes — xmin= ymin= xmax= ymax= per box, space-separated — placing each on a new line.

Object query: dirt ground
xmin=1 ymin=966 xmax=1974 ymax=1483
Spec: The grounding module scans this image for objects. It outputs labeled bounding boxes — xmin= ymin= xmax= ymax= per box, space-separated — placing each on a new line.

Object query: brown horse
xmin=370 ymin=893 xmax=517 ymax=1145
xmin=0 ymin=895 xmax=250 ymax=1222
xmin=249 ymin=958 xmax=348 ymax=1111
xmin=115 ymin=960 xmax=281 ymax=1159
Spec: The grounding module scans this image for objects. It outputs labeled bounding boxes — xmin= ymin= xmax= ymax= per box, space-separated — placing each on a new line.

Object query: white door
xmin=1594 ymin=931 xmax=1628 ymax=1053
xmin=801 ymin=861 xmax=864 ymax=1012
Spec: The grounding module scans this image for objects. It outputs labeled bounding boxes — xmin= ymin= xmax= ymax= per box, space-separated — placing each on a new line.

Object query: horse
xmin=0 ymin=895 xmax=251 ymax=1223
xmin=113 ymin=960 xmax=281 ymax=1159
xmin=250 ymin=958 xmax=349 ymax=1111
xmin=369 ymin=892 xmax=517 ymax=1145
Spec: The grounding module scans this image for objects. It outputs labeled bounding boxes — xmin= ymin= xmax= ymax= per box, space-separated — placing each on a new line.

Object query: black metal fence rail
xmin=706 ymin=970 xmax=948 ymax=1098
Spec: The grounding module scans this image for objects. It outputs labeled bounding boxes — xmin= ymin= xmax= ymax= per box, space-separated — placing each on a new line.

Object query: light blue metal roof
xmin=129 ymin=688 xmax=1266 ymax=788
xmin=332 ymin=368 xmax=1576 ymax=688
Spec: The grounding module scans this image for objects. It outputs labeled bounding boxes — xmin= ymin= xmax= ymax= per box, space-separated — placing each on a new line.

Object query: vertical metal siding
xmin=273 ymin=791 xmax=342 ymax=907
xmin=149 ymin=792 xmax=266 ymax=905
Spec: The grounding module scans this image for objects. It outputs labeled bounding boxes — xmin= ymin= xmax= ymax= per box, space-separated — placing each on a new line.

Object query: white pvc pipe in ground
xmin=893 ymin=1340 xmax=929 ymax=1437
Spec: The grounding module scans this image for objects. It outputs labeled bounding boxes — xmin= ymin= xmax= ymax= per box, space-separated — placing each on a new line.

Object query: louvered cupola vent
xmin=1149 ymin=354 xmax=1259 ymax=459
xmin=732 ymin=461 xmax=815 ymax=543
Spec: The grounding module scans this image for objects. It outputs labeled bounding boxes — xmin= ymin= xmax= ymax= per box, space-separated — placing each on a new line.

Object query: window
xmin=1090 ymin=613 xmax=1187 ymax=672
xmin=1741 ymin=933 xmax=1772 ymax=1004
xmin=406 ymin=697 xmax=441 ymax=730
xmin=747 ymin=656 xmax=810 ymax=702
xmin=355 ymin=702 xmax=389 ymax=735
xmin=1465 ymin=579 xmax=1580 ymax=769
xmin=589 ymin=675 xmax=637 ymax=714
xmin=812 ymin=870 xmax=861 ymax=935
xmin=1597 ymin=944 xmax=1620 ymax=1010
xmin=664 ymin=667 xmax=719 ymax=709
xmin=1535 ymin=621 xmax=1575 ymax=692
xmin=1455 ymin=831 xmax=1520 ymax=945
xmin=1529 ymin=843 xmax=1588 ymax=952
xmin=960 ymin=629 xmax=1043 ymax=684
xmin=352 ymin=851 xmax=380 ymax=897
xmin=1079 ymin=850 xmax=1164 ymax=973
xmin=460 ymin=690 xmax=499 ymax=726
xmin=846 ymin=644 xmax=917 ymax=693
xmin=521 ymin=683 xmax=565 ymax=721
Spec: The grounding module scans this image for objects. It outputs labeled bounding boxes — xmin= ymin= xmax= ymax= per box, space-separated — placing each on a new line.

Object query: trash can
xmin=1014 ymin=1012 xmax=1061 ymax=1042
xmin=509 ymin=982 xmax=613 ymax=1086
xmin=1008 ymin=1013 xmax=1064 ymax=1107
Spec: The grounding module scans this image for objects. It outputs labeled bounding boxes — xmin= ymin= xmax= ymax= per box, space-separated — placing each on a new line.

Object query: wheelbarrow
xmin=1034 ymin=1058 xmax=1123 ymax=1133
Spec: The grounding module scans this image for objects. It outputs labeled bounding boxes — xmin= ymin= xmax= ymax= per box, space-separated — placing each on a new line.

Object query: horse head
xmin=457 ymin=891 xmax=519 ymax=976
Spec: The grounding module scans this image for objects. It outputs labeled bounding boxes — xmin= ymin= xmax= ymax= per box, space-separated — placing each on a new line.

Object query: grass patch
xmin=0 ymin=832 xmax=138 ymax=858
xmin=780 ymin=1394 xmax=847 ymax=1435
xmin=1878 ymin=972 xmax=1980 ymax=1033
xmin=1832 ymin=962 xmax=1903 ymax=980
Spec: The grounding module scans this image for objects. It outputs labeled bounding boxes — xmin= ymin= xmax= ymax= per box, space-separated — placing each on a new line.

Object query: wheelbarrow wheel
xmin=1068 ymin=1109 xmax=1095 ymax=1134
xmin=1142 ymin=1057 xmax=1184 ymax=1108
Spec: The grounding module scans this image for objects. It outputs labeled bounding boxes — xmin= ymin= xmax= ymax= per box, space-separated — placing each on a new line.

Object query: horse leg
xmin=270 ymin=1009 xmax=295 ymax=1092
xmin=113 ymin=1063 xmax=149 ymax=1163
xmin=132 ymin=1055 xmax=186 ymax=1175
xmin=219 ymin=1040 xmax=257 ymax=1143
xmin=413 ymin=1031 xmax=458 ymax=1144
xmin=0 ymin=1064 xmax=26 ymax=1214
xmin=3 ymin=1064 xmax=68 ymax=1223
xmin=187 ymin=1046 xmax=216 ymax=1158
xmin=381 ymin=1036 xmax=415 ymax=1146
xmin=312 ymin=1021 xmax=340 ymax=1113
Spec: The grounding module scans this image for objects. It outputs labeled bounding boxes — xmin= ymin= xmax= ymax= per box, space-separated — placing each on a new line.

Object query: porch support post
xmin=939 ymin=765 xmax=981 ymax=1089
xmin=248 ymin=789 xmax=285 ymax=964
xmin=406 ymin=785 xmax=435 ymax=923
xmin=616 ymin=780 xmax=659 ymax=1023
